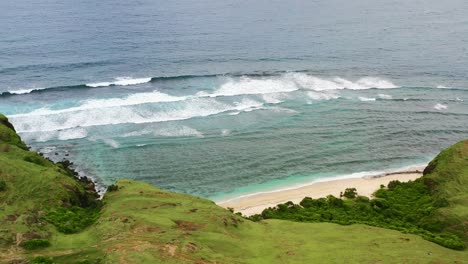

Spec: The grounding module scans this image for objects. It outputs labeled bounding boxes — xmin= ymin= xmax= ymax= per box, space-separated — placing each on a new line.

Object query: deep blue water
xmin=1 ymin=0 xmax=467 ymax=200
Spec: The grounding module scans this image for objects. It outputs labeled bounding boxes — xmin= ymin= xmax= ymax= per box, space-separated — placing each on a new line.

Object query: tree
xmin=343 ymin=188 xmax=357 ymax=199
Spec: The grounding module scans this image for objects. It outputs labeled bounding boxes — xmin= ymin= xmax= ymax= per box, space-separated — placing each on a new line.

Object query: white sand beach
xmin=218 ymin=169 xmax=424 ymax=216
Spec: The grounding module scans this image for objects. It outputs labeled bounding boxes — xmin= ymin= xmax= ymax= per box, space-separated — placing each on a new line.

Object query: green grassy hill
xmin=0 ymin=114 xmax=467 ymax=263
xmin=423 ymin=140 xmax=468 ymax=243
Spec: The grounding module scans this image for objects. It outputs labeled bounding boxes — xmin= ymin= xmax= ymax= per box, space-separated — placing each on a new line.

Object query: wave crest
xmin=86 ymin=77 xmax=152 ymax=88
xmin=8 ymin=97 xmax=265 ymax=133
xmin=197 ymin=73 xmax=398 ymax=98
xmin=434 ymin=103 xmax=448 ymax=110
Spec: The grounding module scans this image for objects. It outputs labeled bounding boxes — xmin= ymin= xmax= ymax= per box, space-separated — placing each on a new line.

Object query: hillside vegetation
xmin=0 ymin=113 xmax=467 ymax=263
xmin=251 ymin=141 xmax=468 ymax=250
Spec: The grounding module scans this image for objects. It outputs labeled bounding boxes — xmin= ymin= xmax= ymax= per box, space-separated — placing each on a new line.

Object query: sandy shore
xmin=217 ymin=169 xmax=424 ymax=216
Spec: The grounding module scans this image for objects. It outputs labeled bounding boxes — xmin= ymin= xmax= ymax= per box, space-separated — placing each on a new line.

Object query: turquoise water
xmin=1 ymin=0 xmax=467 ymax=200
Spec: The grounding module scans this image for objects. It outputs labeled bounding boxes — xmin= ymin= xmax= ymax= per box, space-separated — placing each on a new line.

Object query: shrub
xmin=0 ymin=179 xmax=6 ymax=191
xmin=370 ymin=198 xmax=389 ymax=210
xmin=250 ymin=175 xmax=465 ymax=250
xmin=106 ymin=184 xmax=119 ymax=192
xmin=355 ymin=196 xmax=370 ymax=203
xmin=23 ymin=155 xmax=46 ymax=166
xmin=249 ymin=214 xmax=263 ymax=222
xmin=299 ymin=197 xmax=314 ymax=208
xmin=22 ymin=239 xmax=51 ymax=250
xmin=387 ymin=180 xmax=402 ymax=190
xmin=343 ymin=188 xmax=358 ymax=199
xmin=429 ymin=234 xmax=465 ymax=250
xmin=46 ymin=207 xmax=100 ymax=234
xmin=433 ymin=198 xmax=449 ymax=208
xmin=326 ymin=195 xmax=344 ymax=207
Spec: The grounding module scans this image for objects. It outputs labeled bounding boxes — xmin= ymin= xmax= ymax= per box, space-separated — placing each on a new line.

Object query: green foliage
xmin=22 ymin=239 xmax=51 ymax=250
xmin=24 ymin=155 xmax=47 ymax=166
xmin=106 ymin=184 xmax=119 ymax=192
xmin=0 ymin=114 xmax=28 ymax=150
xmin=252 ymin=178 xmax=465 ymax=250
xmin=343 ymin=188 xmax=358 ymax=199
xmin=387 ymin=180 xmax=402 ymax=190
xmin=46 ymin=207 xmax=100 ymax=234
xmin=355 ymin=195 xmax=370 ymax=203
xmin=0 ymin=179 xmax=6 ymax=191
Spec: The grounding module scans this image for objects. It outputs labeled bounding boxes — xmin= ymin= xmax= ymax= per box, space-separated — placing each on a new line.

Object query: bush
xmin=433 ymin=198 xmax=449 ymax=208
xmin=355 ymin=196 xmax=370 ymax=203
xmin=387 ymin=180 xmax=402 ymax=190
xmin=22 ymin=239 xmax=51 ymax=250
xmin=46 ymin=207 xmax=100 ymax=234
xmin=0 ymin=179 xmax=6 ymax=191
xmin=23 ymin=155 xmax=46 ymax=166
xmin=106 ymin=184 xmax=119 ymax=192
xmin=248 ymin=214 xmax=263 ymax=222
xmin=326 ymin=195 xmax=344 ymax=207
xmin=252 ymin=178 xmax=466 ymax=250
xmin=343 ymin=188 xmax=357 ymax=199
xmin=429 ymin=234 xmax=465 ymax=250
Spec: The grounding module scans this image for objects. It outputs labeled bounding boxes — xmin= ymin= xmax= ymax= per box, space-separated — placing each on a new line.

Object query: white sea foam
xmin=199 ymin=74 xmax=397 ymax=99
xmin=290 ymin=73 xmax=398 ymax=91
xmin=20 ymin=131 xmax=57 ymax=142
xmin=221 ymin=129 xmax=231 ymax=136
xmin=11 ymin=91 xmax=185 ymax=117
xmin=86 ymin=77 xmax=152 ymax=88
xmin=262 ymin=106 xmax=298 ymax=114
xmin=436 ymin=85 xmax=449 ymax=89
xmin=358 ymin=96 xmax=376 ymax=102
xmin=306 ymin=91 xmax=339 ymax=100
xmin=233 ymin=98 xmax=264 ymax=112
xmin=8 ymin=74 xmax=399 ymax=135
xmin=378 ymin=93 xmax=392 ymax=99
xmin=38 ymin=146 xmax=57 ymax=154
xmin=199 ymin=76 xmax=299 ymax=97
xmin=102 ymin=138 xmax=120 ymax=148
xmin=121 ymin=130 xmax=153 ymax=138
xmin=434 ymin=103 xmax=448 ymax=110
xmin=9 ymin=98 xmax=265 ymax=133
xmin=7 ymin=87 xmax=47 ymax=95
xmin=262 ymin=93 xmax=287 ymax=104
xmin=154 ymin=126 xmax=204 ymax=138
xmin=57 ymin=127 xmax=88 ymax=140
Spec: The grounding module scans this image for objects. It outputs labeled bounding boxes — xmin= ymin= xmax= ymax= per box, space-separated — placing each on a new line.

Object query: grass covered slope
xmin=253 ymin=140 xmax=468 ymax=250
xmin=423 ymin=140 xmax=468 ymax=243
xmin=0 ymin=114 xmax=467 ymax=263
xmin=0 ymin=113 xmax=27 ymax=150
xmin=46 ymin=180 xmax=468 ymax=263
xmin=0 ymin=115 xmax=99 ymax=262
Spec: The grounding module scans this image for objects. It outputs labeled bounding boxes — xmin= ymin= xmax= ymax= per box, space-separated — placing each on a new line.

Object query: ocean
xmin=1 ymin=0 xmax=467 ymax=201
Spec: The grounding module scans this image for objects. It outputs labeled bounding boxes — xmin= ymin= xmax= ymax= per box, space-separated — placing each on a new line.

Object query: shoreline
xmin=217 ymin=168 xmax=424 ymax=216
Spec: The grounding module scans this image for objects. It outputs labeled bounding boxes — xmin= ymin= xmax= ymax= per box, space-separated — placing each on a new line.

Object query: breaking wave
xmin=434 ymin=103 xmax=448 ymax=110
xmin=86 ymin=77 xmax=152 ymax=88
xmin=8 ymin=97 xmax=265 ymax=133
xmin=1 ymin=72 xmax=399 ymax=97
